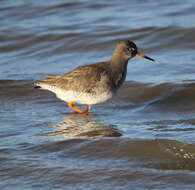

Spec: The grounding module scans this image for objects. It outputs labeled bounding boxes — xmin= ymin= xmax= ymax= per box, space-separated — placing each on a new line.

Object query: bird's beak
xmin=136 ymin=53 xmax=155 ymax=62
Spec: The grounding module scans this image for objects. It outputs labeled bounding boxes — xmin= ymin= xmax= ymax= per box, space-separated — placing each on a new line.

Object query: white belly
xmin=39 ymin=84 xmax=113 ymax=105
xmin=56 ymin=89 xmax=113 ymax=105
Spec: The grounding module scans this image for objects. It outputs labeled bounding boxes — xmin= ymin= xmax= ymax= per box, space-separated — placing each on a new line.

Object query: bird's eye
xmin=127 ymin=47 xmax=135 ymax=52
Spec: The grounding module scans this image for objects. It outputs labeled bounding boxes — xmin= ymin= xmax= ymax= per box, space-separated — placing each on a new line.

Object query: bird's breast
xmin=112 ymin=69 xmax=127 ymax=90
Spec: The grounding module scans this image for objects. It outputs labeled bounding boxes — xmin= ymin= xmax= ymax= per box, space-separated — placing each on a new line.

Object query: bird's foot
xmin=68 ymin=102 xmax=89 ymax=114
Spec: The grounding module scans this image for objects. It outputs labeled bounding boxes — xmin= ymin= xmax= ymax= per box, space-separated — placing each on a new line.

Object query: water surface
xmin=1 ymin=0 xmax=195 ymax=189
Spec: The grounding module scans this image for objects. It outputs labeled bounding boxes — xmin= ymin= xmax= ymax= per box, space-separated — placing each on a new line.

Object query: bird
xmin=34 ymin=40 xmax=154 ymax=114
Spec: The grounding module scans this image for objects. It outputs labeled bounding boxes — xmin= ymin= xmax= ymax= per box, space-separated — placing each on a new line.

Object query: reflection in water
xmin=46 ymin=113 xmax=122 ymax=139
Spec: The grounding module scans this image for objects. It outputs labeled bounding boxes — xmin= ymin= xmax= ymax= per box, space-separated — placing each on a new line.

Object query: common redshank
xmin=34 ymin=40 xmax=154 ymax=114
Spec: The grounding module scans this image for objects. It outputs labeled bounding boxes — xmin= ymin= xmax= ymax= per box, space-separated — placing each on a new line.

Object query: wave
xmin=114 ymin=81 xmax=195 ymax=112
xmin=1 ymin=26 xmax=194 ymax=56
xmin=29 ymin=137 xmax=195 ymax=171
xmin=1 ymin=79 xmax=195 ymax=113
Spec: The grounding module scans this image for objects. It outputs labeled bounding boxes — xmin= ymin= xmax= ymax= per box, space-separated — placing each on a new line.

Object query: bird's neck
xmin=110 ymin=53 xmax=129 ymax=89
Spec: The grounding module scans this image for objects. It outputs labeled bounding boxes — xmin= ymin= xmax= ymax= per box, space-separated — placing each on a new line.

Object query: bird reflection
xmin=46 ymin=113 xmax=122 ymax=139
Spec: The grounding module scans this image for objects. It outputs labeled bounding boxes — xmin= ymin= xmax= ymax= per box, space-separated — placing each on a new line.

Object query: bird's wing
xmin=44 ymin=74 xmax=58 ymax=78
xmin=35 ymin=63 xmax=112 ymax=93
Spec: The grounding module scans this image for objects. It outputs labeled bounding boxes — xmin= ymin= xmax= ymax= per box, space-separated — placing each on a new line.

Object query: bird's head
xmin=117 ymin=40 xmax=155 ymax=62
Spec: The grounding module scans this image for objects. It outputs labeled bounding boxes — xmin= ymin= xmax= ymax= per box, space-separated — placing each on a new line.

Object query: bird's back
xmin=34 ymin=61 xmax=115 ymax=104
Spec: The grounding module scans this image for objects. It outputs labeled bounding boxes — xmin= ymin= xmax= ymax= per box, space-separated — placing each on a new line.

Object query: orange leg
xmin=68 ymin=102 xmax=89 ymax=114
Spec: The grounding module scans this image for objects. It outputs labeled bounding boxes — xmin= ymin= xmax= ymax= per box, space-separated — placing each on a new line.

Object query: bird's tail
xmin=34 ymin=74 xmax=58 ymax=90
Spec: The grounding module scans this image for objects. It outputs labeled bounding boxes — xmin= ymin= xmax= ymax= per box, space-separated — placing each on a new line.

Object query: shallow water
xmin=1 ymin=0 xmax=195 ymax=189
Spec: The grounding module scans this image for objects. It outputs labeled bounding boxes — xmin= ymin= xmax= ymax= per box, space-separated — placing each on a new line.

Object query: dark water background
xmin=1 ymin=0 xmax=195 ymax=189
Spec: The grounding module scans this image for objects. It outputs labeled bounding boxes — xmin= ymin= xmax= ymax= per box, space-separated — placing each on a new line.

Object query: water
xmin=1 ymin=0 xmax=195 ymax=189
